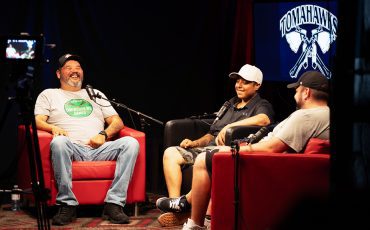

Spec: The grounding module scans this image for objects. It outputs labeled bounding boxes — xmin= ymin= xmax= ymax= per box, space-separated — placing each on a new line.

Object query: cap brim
xmin=229 ymin=72 xmax=240 ymax=79
xmin=65 ymin=55 xmax=82 ymax=63
xmin=287 ymin=82 xmax=299 ymax=89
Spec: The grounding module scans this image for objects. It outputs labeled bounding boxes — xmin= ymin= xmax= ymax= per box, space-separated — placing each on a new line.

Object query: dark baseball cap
xmin=58 ymin=54 xmax=82 ymax=68
xmin=287 ymin=71 xmax=329 ymax=92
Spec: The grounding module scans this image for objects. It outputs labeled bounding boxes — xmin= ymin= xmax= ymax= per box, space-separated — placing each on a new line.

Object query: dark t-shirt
xmin=177 ymin=93 xmax=274 ymax=167
xmin=207 ymin=94 xmax=275 ymax=145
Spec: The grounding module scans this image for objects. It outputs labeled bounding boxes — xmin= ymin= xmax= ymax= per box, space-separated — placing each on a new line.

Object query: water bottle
xmin=11 ymin=184 xmax=21 ymax=211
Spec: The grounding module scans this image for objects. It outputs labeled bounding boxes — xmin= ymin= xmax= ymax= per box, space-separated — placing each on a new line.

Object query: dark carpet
xmin=0 ymin=193 xmax=182 ymax=229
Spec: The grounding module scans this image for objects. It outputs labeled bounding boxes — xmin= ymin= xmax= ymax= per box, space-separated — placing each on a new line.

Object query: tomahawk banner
xmin=254 ymin=1 xmax=338 ymax=82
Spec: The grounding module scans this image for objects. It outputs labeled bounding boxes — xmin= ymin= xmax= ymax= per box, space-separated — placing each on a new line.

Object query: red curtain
xmin=230 ymin=0 xmax=254 ymax=70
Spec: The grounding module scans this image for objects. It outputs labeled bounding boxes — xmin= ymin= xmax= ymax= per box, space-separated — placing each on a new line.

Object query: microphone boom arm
xmin=95 ymin=93 xmax=163 ymax=126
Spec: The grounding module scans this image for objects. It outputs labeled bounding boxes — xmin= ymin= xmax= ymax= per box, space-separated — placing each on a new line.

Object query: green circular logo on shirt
xmin=64 ymin=99 xmax=93 ymax=117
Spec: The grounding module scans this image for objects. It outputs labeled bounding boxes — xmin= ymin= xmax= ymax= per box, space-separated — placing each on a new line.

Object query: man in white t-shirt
xmin=34 ymin=54 xmax=139 ymax=226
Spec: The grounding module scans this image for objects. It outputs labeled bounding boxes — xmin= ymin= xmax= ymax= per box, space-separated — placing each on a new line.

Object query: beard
xmin=67 ymin=79 xmax=82 ymax=88
xmin=295 ymin=97 xmax=303 ymax=109
xmin=62 ymin=72 xmax=83 ymax=88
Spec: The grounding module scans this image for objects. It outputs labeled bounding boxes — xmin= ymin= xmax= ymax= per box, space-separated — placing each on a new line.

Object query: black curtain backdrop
xmin=0 ymin=0 xmax=296 ymax=196
xmin=0 ymin=0 xmax=252 ymax=194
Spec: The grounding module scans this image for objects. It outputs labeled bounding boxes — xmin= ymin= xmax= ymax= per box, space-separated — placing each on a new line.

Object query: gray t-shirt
xmin=34 ymin=88 xmax=118 ymax=146
xmin=263 ymin=106 xmax=330 ymax=152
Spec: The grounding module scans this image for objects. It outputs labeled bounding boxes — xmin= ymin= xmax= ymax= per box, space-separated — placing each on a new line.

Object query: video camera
xmin=0 ymin=34 xmax=44 ymax=64
xmin=0 ymin=33 xmax=50 ymax=229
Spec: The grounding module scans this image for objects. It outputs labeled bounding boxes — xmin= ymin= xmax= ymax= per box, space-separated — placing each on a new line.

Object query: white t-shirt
xmin=34 ymin=88 xmax=118 ymax=146
xmin=263 ymin=106 xmax=330 ymax=152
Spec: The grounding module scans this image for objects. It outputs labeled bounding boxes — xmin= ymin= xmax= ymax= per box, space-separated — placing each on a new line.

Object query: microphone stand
xmin=94 ymin=93 xmax=163 ymax=130
xmin=230 ymin=126 xmax=269 ymax=229
xmin=230 ymin=140 xmax=240 ymax=230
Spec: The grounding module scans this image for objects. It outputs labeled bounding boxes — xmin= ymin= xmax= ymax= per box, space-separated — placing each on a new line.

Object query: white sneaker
xmin=204 ymin=217 xmax=211 ymax=229
xmin=182 ymin=218 xmax=207 ymax=230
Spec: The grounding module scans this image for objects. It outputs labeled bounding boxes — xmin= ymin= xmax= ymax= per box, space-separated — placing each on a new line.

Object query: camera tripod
xmin=0 ymin=64 xmax=50 ymax=229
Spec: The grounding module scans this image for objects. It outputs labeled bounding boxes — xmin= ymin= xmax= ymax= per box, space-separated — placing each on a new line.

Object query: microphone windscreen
xmin=85 ymin=84 xmax=96 ymax=101
xmin=213 ymin=101 xmax=232 ymax=124
xmin=250 ymin=126 xmax=269 ymax=144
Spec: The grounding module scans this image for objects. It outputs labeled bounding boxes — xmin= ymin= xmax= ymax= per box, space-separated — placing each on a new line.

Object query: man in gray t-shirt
xmin=34 ymin=54 xmax=139 ymax=226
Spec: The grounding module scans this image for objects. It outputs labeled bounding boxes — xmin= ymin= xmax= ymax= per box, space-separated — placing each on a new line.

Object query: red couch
xmin=16 ymin=125 xmax=146 ymax=215
xmin=211 ymin=138 xmax=330 ymax=230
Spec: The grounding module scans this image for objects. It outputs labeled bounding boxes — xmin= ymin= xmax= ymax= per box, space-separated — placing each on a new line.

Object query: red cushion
xmin=303 ymin=138 xmax=330 ymax=154
xmin=72 ymin=161 xmax=116 ymax=180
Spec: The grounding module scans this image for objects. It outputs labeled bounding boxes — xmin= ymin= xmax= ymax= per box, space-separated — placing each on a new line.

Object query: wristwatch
xmin=99 ymin=130 xmax=108 ymax=140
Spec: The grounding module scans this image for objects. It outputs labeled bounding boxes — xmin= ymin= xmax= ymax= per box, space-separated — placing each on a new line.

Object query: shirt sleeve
xmin=34 ymin=90 xmax=51 ymax=116
xmin=273 ymin=110 xmax=317 ymax=152
xmin=254 ymin=100 xmax=275 ymax=123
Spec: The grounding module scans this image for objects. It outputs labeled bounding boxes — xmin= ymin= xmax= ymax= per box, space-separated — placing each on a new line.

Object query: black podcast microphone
xmin=85 ymin=84 xmax=96 ymax=101
xmin=212 ymin=101 xmax=232 ymax=124
xmin=247 ymin=126 xmax=269 ymax=144
xmin=233 ymin=126 xmax=270 ymax=145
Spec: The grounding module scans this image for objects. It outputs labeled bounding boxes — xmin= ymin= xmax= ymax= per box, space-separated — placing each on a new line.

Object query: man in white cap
xmin=181 ymin=70 xmax=330 ymax=230
xmin=156 ymin=64 xmax=275 ymax=227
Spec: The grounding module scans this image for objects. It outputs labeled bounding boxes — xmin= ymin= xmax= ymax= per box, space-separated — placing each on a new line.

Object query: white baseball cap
xmin=229 ymin=64 xmax=263 ymax=85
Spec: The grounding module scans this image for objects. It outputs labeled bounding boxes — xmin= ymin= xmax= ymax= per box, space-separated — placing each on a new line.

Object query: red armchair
xmin=211 ymin=138 xmax=330 ymax=230
xmin=16 ymin=125 xmax=146 ymax=216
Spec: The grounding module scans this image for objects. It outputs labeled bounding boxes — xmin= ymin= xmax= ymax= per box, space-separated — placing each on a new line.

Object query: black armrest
xmin=225 ymin=126 xmax=262 ymax=145
xmin=163 ymin=118 xmax=214 ymax=149
xmin=163 ymin=118 xmax=214 ymax=194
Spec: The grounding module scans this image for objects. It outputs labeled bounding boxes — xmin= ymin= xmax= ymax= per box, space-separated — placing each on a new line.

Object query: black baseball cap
xmin=58 ymin=54 xmax=83 ymax=68
xmin=287 ymin=71 xmax=329 ymax=92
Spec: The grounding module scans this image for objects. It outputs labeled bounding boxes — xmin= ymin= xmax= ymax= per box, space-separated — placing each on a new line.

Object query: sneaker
xmin=52 ymin=205 xmax=77 ymax=226
xmin=156 ymin=195 xmax=191 ymax=213
xmin=183 ymin=218 xmax=207 ymax=230
xmin=102 ymin=203 xmax=129 ymax=224
xmin=204 ymin=215 xmax=211 ymax=229
xmin=157 ymin=212 xmax=190 ymax=227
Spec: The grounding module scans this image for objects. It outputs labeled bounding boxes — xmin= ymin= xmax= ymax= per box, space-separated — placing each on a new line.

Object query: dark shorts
xmin=205 ymin=150 xmax=218 ymax=178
